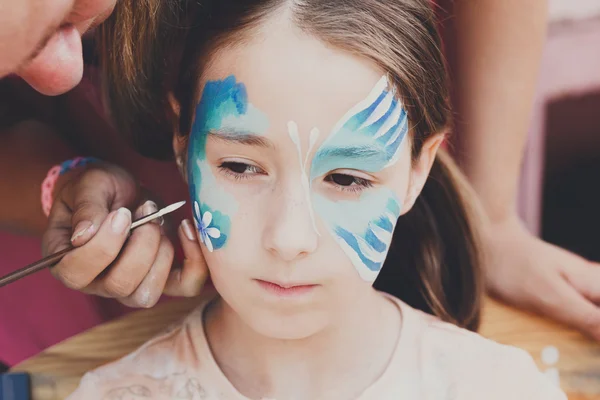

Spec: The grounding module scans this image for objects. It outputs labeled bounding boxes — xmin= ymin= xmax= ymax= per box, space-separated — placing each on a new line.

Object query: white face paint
xmin=287 ymin=120 xmax=321 ymax=236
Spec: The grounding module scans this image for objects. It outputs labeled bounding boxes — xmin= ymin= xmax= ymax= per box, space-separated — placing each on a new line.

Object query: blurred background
xmin=521 ymin=0 xmax=600 ymax=262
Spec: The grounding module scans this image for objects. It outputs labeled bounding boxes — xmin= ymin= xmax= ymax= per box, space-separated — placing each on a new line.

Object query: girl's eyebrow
xmin=208 ymin=130 xmax=274 ymax=149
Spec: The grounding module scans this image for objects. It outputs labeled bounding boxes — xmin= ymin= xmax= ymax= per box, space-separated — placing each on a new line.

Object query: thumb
xmin=42 ymin=199 xmax=78 ymax=256
xmin=67 ymin=168 xmax=138 ymax=246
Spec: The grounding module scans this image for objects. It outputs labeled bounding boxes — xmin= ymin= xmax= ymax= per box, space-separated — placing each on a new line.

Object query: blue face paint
xmin=308 ymin=76 xmax=407 ymax=280
xmin=310 ymin=76 xmax=408 ymax=180
xmin=313 ymin=190 xmax=401 ymax=281
xmin=188 ymin=75 xmax=269 ymax=251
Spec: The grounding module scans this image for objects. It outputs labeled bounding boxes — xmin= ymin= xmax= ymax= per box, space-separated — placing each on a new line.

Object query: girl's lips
xmin=255 ymin=279 xmax=318 ymax=297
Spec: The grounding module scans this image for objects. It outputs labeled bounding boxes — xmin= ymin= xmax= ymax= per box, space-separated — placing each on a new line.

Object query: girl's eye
xmin=218 ymin=161 xmax=264 ymax=180
xmin=325 ymin=173 xmax=374 ymax=193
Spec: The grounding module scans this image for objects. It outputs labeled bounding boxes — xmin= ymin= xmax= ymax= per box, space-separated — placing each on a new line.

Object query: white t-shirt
xmin=68 ymin=294 xmax=567 ymax=400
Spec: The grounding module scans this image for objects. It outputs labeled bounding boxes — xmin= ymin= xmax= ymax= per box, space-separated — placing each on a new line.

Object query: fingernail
xmin=111 ymin=208 xmax=131 ymax=234
xmin=143 ymin=200 xmax=158 ymax=216
xmin=138 ymin=288 xmax=152 ymax=308
xmin=71 ymin=221 xmax=94 ymax=243
xmin=181 ymin=219 xmax=196 ymax=241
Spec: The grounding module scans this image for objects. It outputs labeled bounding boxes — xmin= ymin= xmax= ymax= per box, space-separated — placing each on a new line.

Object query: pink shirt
xmin=68 ymin=294 xmax=566 ymax=399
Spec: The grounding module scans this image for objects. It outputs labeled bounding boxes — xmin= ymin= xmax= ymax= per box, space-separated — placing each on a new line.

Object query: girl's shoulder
xmin=393 ymin=298 xmax=567 ymax=399
xmin=66 ymin=297 xmax=216 ymax=400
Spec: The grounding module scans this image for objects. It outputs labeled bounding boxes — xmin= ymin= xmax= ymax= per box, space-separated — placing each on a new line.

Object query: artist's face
xmin=0 ymin=0 xmax=116 ymax=95
xmin=175 ymin=22 xmax=440 ymax=339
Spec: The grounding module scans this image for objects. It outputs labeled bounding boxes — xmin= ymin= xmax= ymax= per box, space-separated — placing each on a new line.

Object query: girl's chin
xmin=239 ymin=307 xmax=330 ymax=340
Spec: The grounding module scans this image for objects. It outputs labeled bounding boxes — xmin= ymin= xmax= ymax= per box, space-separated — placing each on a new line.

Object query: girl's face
xmin=176 ymin=19 xmax=439 ymax=339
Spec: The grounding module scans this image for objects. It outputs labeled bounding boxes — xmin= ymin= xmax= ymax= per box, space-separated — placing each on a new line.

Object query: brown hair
xmin=98 ymin=0 xmax=482 ymax=330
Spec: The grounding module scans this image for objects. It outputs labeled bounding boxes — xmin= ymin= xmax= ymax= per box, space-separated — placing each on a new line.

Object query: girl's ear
xmin=173 ymin=134 xmax=187 ymax=180
xmin=402 ymin=133 xmax=446 ymax=212
xmin=168 ymin=92 xmax=181 ymax=118
xmin=169 ymin=92 xmax=187 ymax=180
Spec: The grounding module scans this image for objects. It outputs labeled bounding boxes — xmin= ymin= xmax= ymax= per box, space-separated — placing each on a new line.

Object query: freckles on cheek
xmin=313 ymin=190 xmax=401 ymax=282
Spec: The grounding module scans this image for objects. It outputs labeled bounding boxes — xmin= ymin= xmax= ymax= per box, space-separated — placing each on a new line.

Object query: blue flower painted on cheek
xmin=194 ymin=201 xmax=222 ymax=252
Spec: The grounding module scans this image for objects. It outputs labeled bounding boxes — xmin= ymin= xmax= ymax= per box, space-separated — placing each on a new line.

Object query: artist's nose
xmin=263 ymin=179 xmax=319 ymax=262
xmin=16 ymin=1 xmax=116 ymax=96
xmin=17 ymin=25 xmax=84 ymax=96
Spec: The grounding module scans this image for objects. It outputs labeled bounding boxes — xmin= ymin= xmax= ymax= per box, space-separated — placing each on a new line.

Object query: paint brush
xmin=0 ymin=201 xmax=187 ymax=289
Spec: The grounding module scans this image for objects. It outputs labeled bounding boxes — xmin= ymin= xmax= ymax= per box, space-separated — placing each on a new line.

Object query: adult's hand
xmin=42 ymin=162 xmax=207 ymax=308
xmin=484 ymin=214 xmax=600 ymax=340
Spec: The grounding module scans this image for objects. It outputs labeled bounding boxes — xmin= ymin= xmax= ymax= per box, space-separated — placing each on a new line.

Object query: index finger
xmin=537 ymin=276 xmax=600 ymax=341
xmin=49 ymin=208 xmax=131 ymax=291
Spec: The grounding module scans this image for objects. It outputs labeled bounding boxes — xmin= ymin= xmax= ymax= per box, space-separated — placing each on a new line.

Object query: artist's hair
xmin=98 ymin=0 xmax=482 ymax=330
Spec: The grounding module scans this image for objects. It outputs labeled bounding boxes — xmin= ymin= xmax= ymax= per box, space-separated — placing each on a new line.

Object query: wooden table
xmin=11 ymin=297 xmax=600 ymax=400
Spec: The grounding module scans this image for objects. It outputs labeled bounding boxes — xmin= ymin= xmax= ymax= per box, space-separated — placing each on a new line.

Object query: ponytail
xmin=374 ymin=149 xmax=483 ymax=331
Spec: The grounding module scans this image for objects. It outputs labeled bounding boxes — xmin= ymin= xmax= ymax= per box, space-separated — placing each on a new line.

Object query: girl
xmin=70 ymin=0 xmax=566 ymax=398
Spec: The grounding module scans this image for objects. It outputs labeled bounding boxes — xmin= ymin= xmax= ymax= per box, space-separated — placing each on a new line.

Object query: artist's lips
xmin=255 ymin=279 xmax=318 ymax=296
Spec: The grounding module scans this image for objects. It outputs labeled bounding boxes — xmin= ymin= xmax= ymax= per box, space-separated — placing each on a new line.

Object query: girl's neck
xmin=204 ymin=290 xmax=402 ymax=400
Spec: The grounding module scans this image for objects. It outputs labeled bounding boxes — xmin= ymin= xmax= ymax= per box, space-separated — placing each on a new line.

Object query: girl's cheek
xmin=312 ymin=188 xmax=401 ymax=282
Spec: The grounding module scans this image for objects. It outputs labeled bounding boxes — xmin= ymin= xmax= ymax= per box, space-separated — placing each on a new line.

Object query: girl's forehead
xmin=199 ymin=25 xmax=384 ymax=134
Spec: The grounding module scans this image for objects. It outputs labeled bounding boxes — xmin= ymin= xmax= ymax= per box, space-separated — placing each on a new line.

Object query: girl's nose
xmin=262 ymin=183 xmax=319 ymax=262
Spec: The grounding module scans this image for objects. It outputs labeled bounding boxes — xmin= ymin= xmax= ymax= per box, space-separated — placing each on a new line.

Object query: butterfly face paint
xmin=188 ymin=75 xmax=269 ymax=252
xmin=189 ymin=74 xmax=406 ymax=280
xmin=305 ymin=75 xmax=408 ymax=281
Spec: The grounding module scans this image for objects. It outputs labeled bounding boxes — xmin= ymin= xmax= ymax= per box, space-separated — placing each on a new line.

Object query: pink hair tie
xmin=41 ymin=157 xmax=98 ymax=217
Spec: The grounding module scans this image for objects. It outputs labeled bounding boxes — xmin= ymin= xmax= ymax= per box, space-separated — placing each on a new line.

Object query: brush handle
xmin=0 ymin=201 xmax=186 ymax=289
xmin=0 ymin=202 xmax=178 ymax=287
xmin=0 ymin=246 xmax=73 ymax=288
